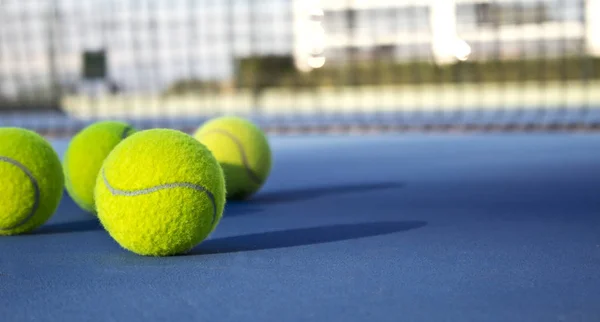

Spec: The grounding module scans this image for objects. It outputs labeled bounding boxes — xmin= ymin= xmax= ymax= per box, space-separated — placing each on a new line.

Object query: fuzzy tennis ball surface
xmin=63 ymin=121 xmax=136 ymax=213
xmin=95 ymin=129 xmax=226 ymax=256
xmin=194 ymin=116 xmax=272 ymax=200
xmin=0 ymin=128 xmax=64 ymax=235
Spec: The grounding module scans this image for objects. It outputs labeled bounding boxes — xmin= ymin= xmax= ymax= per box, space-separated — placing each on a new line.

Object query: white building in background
xmin=293 ymin=0 xmax=600 ymax=71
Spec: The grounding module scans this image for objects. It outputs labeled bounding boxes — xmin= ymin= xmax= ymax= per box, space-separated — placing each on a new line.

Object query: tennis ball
xmin=95 ymin=129 xmax=226 ymax=256
xmin=194 ymin=116 xmax=272 ymax=200
xmin=63 ymin=121 xmax=136 ymax=213
xmin=0 ymin=128 xmax=64 ymax=235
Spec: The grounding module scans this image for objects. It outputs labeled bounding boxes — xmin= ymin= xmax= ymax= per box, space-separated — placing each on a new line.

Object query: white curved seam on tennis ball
xmin=0 ymin=156 xmax=40 ymax=230
xmin=198 ymin=129 xmax=263 ymax=185
xmin=101 ymin=169 xmax=217 ymax=224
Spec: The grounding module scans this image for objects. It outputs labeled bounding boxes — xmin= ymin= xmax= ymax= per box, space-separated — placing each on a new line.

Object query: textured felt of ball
xmin=194 ymin=116 xmax=272 ymax=200
xmin=95 ymin=129 xmax=226 ymax=256
xmin=63 ymin=121 xmax=136 ymax=213
xmin=0 ymin=128 xmax=64 ymax=235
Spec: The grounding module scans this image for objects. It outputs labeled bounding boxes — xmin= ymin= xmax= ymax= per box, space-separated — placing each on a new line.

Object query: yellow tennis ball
xmin=63 ymin=121 xmax=136 ymax=213
xmin=0 ymin=128 xmax=64 ymax=235
xmin=194 ymin=116 xmax=272 ymax=200
xmin=95 ymin=129 xmax=226 ymax=256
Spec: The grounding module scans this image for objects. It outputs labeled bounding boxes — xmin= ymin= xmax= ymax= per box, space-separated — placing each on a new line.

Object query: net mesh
xmin=0 ymin=0 xmax=598 ymax=135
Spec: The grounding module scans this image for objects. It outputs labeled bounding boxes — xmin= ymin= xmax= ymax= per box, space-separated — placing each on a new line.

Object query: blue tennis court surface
xmin=1 ymin=133 xmax=599 ymax=321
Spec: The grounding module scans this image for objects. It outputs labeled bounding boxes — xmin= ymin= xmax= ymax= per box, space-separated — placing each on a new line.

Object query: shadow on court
xmin=34 ymin=192 xmax=103 ymax=234
xmin=245 ymin=182 xmax=404 ymax=206
xmin=193 ymin=221 xmax=426 ymax=255
xmin=37 ymin=219 xmax=102 ymax=234
xmin=223 ymin=203 xmax=264 ymax=217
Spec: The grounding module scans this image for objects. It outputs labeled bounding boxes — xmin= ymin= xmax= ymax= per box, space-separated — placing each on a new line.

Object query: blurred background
xmin=0 ymin=0 xmax=599 ymax=136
